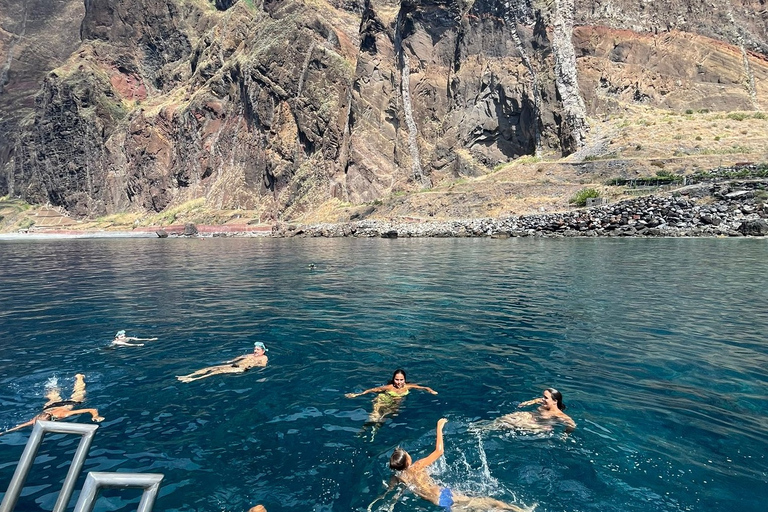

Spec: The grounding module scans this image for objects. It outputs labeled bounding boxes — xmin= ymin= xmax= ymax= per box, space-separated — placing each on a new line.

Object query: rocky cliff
xmin=0 ymin=0 xmax=766 ymax=220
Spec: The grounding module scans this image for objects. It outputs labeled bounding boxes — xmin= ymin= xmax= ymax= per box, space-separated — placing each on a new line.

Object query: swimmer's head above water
xmin=389 ymin=447 xmax=412 ymax=471
xmin=253 ymin=342 xmax=268 ymax=353
xmin=388 ymin=369 xmax=406 ymax=388
xmin=544 ymin=388 xmax=566 ymax=411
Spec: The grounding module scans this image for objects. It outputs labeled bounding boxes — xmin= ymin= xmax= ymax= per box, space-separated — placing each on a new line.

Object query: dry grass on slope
xmin=2 ymin=107 xmax=766 ymax=232
xmin=345 ymin=106 xmax=768 ymax=222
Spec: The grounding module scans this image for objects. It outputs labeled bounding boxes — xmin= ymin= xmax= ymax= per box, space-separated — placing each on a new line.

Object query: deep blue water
xmin=0 ymin=237 xmax=766 ymax=512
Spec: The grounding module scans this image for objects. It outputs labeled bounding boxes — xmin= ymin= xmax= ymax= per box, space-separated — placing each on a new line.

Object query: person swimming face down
xmin=389 ymin=447 xmax=412 ymax=471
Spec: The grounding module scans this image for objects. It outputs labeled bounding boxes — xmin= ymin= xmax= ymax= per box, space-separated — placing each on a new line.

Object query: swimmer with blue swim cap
xmin=177 ymin=342 xmax=268 ymax=383
xmin=112 ymin=330 xmax=157 ymax=347
xmin=384 ymin=418 xmax=534 ymax=511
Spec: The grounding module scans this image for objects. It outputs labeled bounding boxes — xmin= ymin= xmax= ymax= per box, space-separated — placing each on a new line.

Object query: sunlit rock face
xmin=0 ymin=0 xmax=766 ymax=219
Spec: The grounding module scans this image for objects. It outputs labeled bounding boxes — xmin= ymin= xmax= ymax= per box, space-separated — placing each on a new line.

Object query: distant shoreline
xmin=2 ymin=181 xmax=766 ymax=240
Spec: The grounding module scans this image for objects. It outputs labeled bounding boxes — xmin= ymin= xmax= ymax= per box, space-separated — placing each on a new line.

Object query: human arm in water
xmin=561 ymin=414 xmax=576 ymax=433
xmin=113 ymin=339 xmax=144 ymax=347
xmin=406 ymin=383 xmax=438 ymax=395
xmin=411 ymin=418 xmax=447 ymax=470
xmin=518 ymin=397 xmax=544 ymax=408
xmin=0 ymin=418 xmax=36 ymax=437
xmin=61 ymin=408 xmax=105 ymax=422
xmin=364 ymin=476 xmax=404 ymax=512
xmin=345 ymin=385 xmax=389 ymax=398
xmin=225 ymin=354 xmax=248 ymax=364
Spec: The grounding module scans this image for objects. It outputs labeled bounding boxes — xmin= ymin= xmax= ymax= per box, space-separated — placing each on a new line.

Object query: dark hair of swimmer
xmin=389 ymin=447 xmax=410 ymax=470
xmin=387 ymin=369 xmax=406 ymax=386
xmin=546 ymin=388 xmax=566 ymax=411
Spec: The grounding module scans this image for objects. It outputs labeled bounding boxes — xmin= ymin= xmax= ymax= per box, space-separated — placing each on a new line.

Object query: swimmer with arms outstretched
xmin=385 ymin=418 xmax=534 ymax=511
xmin=112 ymin=330 xmax=158 ymax=347
xmin=491 ymin=388 xmax=575 ymax=433
xmin=0 ymin=374 xmax=104 ymax=436
xmin=176 ymin=342 xmax=268 ymax=383
xmin=346 ymin=369 xmax=437 ymax=423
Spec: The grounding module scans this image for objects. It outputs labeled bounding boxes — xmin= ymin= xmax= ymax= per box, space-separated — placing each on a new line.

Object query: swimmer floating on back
xmin=112 ymin=330 xmax=158 ymax=347
xmin=381 ymin=418 xmax=534 ymax=511
xmin=0 ymin=374 xmax=104 ymax=436
xmin=484 ymin=388 xmax=575 ymax=434
xmin=176 ymin=342 xmax=268 ymax=383
xmin=346 ymin=368 xmax=437 ymax=424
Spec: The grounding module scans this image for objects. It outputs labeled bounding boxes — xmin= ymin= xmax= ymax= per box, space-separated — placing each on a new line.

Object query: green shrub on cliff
xmin=570 ymin=188 xmax=600 ymax=207
xmin=17 ymin=218 xmax=35 ymax=230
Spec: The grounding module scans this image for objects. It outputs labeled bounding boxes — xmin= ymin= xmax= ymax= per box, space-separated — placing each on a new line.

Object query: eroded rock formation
xmin=0 ymin=0 xmax=766 ymax=219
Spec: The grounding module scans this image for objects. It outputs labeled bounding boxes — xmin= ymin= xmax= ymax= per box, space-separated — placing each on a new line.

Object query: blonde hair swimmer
xmin=112 ymin=330 xmax=158 ymax=347
xmin=386 ymin=419 xmax=534 ymax=512
xmin=176 ymin=342 xmax=268 ymax=383
xmin=0 ymin=374 xmax=104 ymax=437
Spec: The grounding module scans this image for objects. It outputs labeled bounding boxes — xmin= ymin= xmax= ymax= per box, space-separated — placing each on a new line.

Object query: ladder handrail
xmin=72 ymin=472 xmax=164 ymax=512
xmin=0 ymin=421 xmax=97 ymax=512
xmin=1 ymin=421 xmax=164 ymax=512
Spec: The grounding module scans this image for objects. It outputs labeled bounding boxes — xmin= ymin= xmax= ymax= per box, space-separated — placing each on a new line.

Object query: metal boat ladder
xmin=1 ymin=421 xmax=163 ymax=512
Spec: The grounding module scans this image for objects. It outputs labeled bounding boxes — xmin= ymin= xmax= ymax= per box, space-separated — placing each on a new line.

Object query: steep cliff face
xmin=575 ymin=0 xmax=768 ymax=56
xmin=0 ymin=0 xmax=766 ymax=219
xmin=0 ymin=0 xmax=85 ymax=195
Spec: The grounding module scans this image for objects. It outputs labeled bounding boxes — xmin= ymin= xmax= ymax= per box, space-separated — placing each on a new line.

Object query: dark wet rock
xmin=156 ymin=229 xmax=168 ymax=238
xmin=738 ymin=219 xmax=768 ymax=236
xmin=183 ymin=223 xmax=198 ymax=236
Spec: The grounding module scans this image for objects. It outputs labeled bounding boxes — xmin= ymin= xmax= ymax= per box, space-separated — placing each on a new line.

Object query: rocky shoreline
xmin=7 ymin=180 xmax=767 ymax=241
xmin=269 ymin=180 xmax=768 ymax=239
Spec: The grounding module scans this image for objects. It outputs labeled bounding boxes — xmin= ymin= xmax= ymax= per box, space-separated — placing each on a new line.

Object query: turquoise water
xmin=0 ymin=238 xmax=766 ymax=512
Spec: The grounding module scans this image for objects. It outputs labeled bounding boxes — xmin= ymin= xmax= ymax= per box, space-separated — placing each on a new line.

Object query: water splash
xmin=44 ymin=375 xmax=59 ymax=390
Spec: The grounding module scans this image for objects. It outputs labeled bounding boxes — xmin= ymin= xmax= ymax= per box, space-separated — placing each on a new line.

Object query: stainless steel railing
xmin=1 ymin=421 xmax=163 ymax=512
xmin=72 ymin=472 xmax=163 ymax=512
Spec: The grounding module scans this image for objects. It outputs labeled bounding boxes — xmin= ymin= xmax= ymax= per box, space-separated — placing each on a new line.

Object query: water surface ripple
xmin=0 ymin=238 xmax=766 ymax=512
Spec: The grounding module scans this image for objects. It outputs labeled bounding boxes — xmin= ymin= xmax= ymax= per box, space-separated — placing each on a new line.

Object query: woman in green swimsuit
xmin=345 ymin=369 xmax=437 ymax=423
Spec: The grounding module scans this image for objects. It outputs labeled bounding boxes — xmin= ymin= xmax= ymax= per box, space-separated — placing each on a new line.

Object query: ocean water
xmin=0 ymin=237 xmax=766 ymax=512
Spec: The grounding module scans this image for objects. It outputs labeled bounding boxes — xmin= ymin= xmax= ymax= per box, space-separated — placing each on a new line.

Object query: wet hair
xmin=389 ymin=447 xmax=410 ymax=470
xmin=388 ymin=369 xmax=407 ymax=385
xmin=546 ymin=388 xmax=566 ymax=411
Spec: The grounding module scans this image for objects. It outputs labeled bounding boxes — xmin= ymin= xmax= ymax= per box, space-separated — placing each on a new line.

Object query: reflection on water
xmin=1 ymin=238 xmax=767 ymax=512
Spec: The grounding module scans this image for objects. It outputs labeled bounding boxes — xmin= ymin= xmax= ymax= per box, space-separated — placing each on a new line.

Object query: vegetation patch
xmin=514 ymin=155 xmax=542 ymax=165
xmin=569 ymin=188 xmax=600 ymax=207
xmin=584 ymin=152 xmax=619 ymax=161
xmin=688 ymin=164 xmax=768 ymax=182
xmin=144 ymin=198 xmax=207 ymax=226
